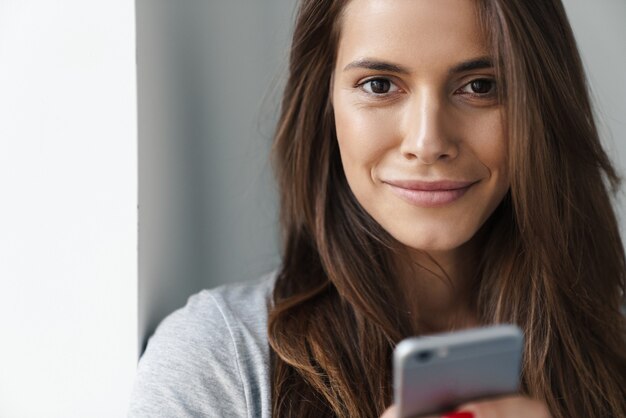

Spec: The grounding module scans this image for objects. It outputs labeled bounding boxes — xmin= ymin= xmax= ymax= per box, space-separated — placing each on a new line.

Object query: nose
xmin=400 ymin=90 xmax=458 ymax=164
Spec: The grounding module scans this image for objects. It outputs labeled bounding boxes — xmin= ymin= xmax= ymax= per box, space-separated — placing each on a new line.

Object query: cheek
xmin=333 ymin=101 xmax=401 ymax=179
xmin=477 ymin=115 xmax=510 ymax=208
xmin=465 ymin=111 xmax=508 ymax=176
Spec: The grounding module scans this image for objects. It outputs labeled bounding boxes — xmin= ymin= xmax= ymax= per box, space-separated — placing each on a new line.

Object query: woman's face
xmin=331 ymin=0 xmax=509 ymax=255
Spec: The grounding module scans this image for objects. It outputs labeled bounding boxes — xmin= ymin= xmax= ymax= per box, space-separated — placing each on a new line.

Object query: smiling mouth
xmin=385 ymin=181 xmax=478 ymax=208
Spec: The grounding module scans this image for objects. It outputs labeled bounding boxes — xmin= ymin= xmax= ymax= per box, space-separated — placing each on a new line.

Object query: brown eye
xmin=361 ymin=78 xmax=398 ymax=95
xmin=456 ymin=78 xmax=497 ymax=101
xmin=370 ymin=79 xmax=390 ymax=93
xmin=470 ymin=79 xmax=493 ymax=94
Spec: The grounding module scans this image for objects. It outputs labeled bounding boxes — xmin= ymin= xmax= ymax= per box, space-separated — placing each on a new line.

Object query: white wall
xmin=0 ymin=1 xmax=137 ymax=417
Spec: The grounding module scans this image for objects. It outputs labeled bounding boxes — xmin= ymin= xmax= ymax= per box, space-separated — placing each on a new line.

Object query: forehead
xmin=336 ymin=0 xmax=488 ymax=71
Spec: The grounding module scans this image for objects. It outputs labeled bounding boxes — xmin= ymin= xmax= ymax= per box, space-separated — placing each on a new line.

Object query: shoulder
xmin=128 ymin=271 xmax=277 ymax=418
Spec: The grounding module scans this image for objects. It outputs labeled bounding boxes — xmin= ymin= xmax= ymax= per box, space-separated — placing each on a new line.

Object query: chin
xmin=391 ymin=228 xmax=476 ymax=254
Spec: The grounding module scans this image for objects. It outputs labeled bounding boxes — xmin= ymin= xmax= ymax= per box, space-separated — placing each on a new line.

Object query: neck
xmin=394 ymin=239 xmax=481 ymax=334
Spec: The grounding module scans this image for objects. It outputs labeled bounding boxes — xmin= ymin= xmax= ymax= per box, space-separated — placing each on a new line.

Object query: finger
xmin=380 ymin=405 xmax=398 ymax=418
xmin=455 ymin=395 xmax=551 ymax=418
xmin=380 ymin=405 xmax=438 ymax=418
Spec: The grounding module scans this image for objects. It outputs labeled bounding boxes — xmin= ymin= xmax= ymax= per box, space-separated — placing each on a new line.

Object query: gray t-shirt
xmin=128 ymin=271 xmax=277 ymax=418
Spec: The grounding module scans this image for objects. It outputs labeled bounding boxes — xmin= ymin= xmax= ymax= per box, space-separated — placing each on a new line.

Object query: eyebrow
xmin=343 ymin=58 xmax=411 ymax=74
xmin=449 ymin=57 xmax=493 ymax=74
xmin=343 ymin=56 xmax=494 ymax=75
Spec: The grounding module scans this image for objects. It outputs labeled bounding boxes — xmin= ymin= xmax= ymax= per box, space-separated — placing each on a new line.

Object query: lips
xmin=383 ymin=179 xmax=478 ymax=207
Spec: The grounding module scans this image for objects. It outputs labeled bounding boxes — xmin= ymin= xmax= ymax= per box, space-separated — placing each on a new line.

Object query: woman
xmin=129 ymin=0 xmax=626 ymax=417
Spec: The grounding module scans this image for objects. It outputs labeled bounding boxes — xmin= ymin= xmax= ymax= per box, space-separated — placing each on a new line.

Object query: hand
xmin=380 ymin=395 xmax=551 ymax=418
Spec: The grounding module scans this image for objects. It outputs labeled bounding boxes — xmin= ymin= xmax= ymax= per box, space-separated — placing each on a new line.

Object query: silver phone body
xmin=393 ymin=324 xmax=524 ymax=418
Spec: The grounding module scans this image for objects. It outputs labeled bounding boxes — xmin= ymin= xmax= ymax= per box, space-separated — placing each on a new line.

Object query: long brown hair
xmin=267 ymin=0 xmax=626 ymax=417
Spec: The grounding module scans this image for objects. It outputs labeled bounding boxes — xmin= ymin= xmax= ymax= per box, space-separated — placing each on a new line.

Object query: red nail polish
xmin=441 ymin=412 xmax=474 ymax=418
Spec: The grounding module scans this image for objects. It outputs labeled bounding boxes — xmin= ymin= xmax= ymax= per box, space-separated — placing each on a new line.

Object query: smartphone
xmin=393 ymin=324 xmax=524 ymax=418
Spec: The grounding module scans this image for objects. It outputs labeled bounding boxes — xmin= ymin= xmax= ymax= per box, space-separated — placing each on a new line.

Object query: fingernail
xmin=441 ymin=412 xmax=474 ymax=418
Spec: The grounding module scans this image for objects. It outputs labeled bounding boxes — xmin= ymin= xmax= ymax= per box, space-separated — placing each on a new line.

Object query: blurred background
xmin=136 ymin=0 xmax=297 ymax=357
xmin=0 ymin=0 xmax=624 ymax=417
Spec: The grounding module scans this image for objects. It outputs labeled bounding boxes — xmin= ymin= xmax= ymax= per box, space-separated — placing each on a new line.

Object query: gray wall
xmin=563 ymin=0 xmax=626 ymax=214
xmin=136 ymin=0 xmax=297 ymax=352
xmin=136 ymin=0 xmax=626 ymax=353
